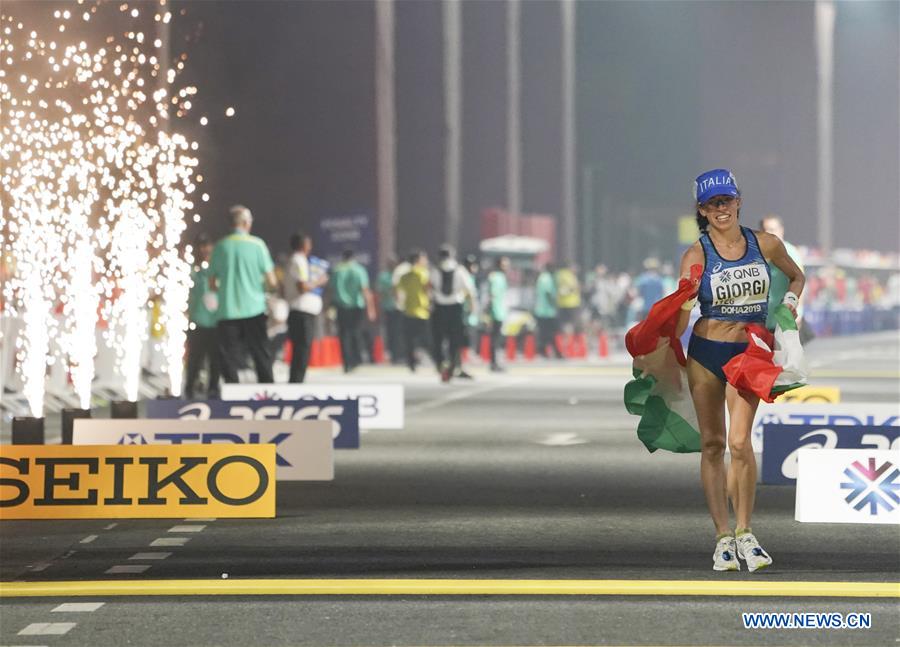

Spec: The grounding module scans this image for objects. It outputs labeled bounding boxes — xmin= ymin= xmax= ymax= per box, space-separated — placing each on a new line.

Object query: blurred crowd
xmin=183 ymin=205 xmax=899 ymax=397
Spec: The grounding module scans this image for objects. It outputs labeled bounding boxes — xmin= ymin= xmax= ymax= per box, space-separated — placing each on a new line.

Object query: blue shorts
xmin=687 ymin=334 xmax=748 ymax=383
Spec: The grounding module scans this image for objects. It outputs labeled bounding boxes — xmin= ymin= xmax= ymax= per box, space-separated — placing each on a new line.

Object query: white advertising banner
xmin=795 ymin=448 xmax=900 ymax=524
xmin=220 ymin=384 xmax=404 ymax=430
xmin=73 ymin=419 xmax=334 ymax=481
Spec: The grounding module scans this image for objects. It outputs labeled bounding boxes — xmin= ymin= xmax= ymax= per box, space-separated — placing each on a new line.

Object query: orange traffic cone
xmin=554 ymin=334 xmax=565 ymax=359
xmin=523 ymin=334 xmax=536 ymax=360
xmin=461 ymin=347 xmax=469 ymax=363
xmin=598 ymin=331 xmax=609 ymax=358
xmin=373 ymin=335 xmax=385 ymax=364
xmin=479 ymin=334 xmax=491 ymax=361
xmin=310 ymin=338 xmax=323 ymax=367
xmin=565 ymin=334 xmax=576 ymax=358
xmin=575 ymin=333 xmax=588 ymax=358
xmin=505 ymin=336 xmax=516 ymax=360
xmin=283 ymin=339 xmax=293 ymax=365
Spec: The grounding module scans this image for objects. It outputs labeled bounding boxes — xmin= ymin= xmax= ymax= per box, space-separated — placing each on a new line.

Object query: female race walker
xmin=677 ymin=169 xmax=804 ymax=572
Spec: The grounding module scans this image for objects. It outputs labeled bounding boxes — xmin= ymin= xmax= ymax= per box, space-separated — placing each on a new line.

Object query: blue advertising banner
xmin=315 ymin=213 xmax=377 ymax=278
xmin=762 ymin=424 xmax=899 ymax=485
xmin=144 ymin=399 xmax=360 ymax=449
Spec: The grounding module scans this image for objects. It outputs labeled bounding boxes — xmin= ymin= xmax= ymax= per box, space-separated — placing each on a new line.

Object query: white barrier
xmin=73 ymin=419 xmax=334 ymax=481
xmin=795 ymin=448 xmax=900 ymax=524
xmin=221 ymin=384 xmax=404 ymax=430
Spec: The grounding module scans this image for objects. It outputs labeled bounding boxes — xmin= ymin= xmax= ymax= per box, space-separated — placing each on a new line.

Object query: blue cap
xmin=693 ymin=168 xmax=739 ymax=204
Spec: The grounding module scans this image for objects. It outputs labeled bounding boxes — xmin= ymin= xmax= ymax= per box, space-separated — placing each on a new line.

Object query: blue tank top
xmin=698 ymin=226 xmax=770 ymax=323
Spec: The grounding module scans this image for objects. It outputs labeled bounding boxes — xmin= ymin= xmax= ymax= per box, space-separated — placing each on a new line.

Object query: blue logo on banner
xmin=144 ymin=399 xmax=360 ymax=450
xmin=761 ymin=424 xmax=900 ymax=485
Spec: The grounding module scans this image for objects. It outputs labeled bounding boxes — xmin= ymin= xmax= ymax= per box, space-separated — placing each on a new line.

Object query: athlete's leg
xmin=725 ymin=384 xmax=760 ymax=530
xmin=687 ymin=358 xmax=730 ymax=535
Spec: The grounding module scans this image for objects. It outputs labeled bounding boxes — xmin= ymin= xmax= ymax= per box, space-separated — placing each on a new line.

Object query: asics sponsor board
xmin=145 ymin=399 xmax=359 ymax=449
xmin=747 ymin=402 xmax=899 ymax=452
xmin=0 ymin=444 xmax=275 ymax=520
xmin=73 ymin=419 xmax=334 ymax=481
xmin=795 ymin=449 xmax=900 ymax=524
xmin=761 ymin=424 xmax=900 ymax=485
xmin=220 ymin=384 xmax=404 ymax=430
xmin=774 ymin=385 xmax=840 ymax=404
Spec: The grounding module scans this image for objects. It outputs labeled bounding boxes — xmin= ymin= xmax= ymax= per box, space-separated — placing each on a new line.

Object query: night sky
xmin=9 ymin=1 xmax=899 ymax=270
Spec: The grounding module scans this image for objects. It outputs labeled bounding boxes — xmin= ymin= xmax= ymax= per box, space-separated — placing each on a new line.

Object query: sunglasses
xmin=702 ymin=195 xmax=737 ymax=210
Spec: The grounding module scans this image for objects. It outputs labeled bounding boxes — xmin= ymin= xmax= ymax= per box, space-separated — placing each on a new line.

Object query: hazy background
xmin=171 ymin=1 xmax=897 ymax=269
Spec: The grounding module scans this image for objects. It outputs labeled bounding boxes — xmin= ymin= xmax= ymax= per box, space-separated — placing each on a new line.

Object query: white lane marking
xmin=79 ymin=535 xmax=98 ymax=544
xmin=105 ymin=565 xmax=150 ymax=574
xmin=184 ymin=518 xmax=216 ymax=522
xmin=129 ymin=552 xmax=171 ymax=560
xmin=150 ymin=537 xmax=190 ymax=547
xmin=18 ymin=623 xmax=77 ymax=635
xmin=537 ymin=432 xmax=588 ymax=447
xmin=52 ymin=602 xmax=105 ymax=613
xmin=406 ymin=379 xmax=527 ymax=414
xmin=103 ymin=523 xmax=118 ymax=530
xmin=28 ymin=563 xmax=51 ymax=572
xmin=168 ymin=525 xmax=206 ymax=533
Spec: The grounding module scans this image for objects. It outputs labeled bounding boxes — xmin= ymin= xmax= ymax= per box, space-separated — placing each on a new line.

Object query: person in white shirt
xmin=284 ymin=231 xmax=326 ymax=382
xmin=430 ymin=244 xmax=475 ymax=382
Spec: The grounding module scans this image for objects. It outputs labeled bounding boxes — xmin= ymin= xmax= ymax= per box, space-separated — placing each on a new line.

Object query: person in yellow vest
xmin=556 ymin=261 xmax=582 ymax=335
xmin=396 ymin=250 xmax=432 ymax=372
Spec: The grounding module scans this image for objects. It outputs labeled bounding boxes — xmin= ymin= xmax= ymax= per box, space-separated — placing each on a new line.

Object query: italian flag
xmin=623 ymin=265 xmax=807 ymax=454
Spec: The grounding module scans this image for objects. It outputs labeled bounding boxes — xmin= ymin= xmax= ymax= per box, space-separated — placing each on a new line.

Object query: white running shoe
xmin=713 ymin=536 xmax=740 ymax=571
xmin=736 ymin=532 xmax=773 ymax=572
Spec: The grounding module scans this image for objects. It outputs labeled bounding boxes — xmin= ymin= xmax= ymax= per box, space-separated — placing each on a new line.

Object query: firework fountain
xmin=1 ymin=0 xmax=203 ymax=418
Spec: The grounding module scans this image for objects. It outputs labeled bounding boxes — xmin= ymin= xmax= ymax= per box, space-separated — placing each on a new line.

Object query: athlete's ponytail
xmin=695 ymin=210 xmax=709 ymax=234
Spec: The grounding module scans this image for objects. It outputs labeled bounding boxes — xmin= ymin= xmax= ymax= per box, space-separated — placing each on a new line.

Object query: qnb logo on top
xmin=840 ymin=458 xmax=900 ymax=516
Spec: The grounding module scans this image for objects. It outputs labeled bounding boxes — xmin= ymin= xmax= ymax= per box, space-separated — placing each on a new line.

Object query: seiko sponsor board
xmin=795 ymin=449 xmax=900 ymax=524
xmin=761 ymin=424 xmax=900 ymax=485
xmin=747 ymin=402 xmax=898 ymax=452
xmin=73 ymin=419 xmax=334 ymax=481
xmin=144 ymin=399 xmax=359 ymax=449
xmin=0 ymin=444 xmax=276 ymax=520
xmin=220 ymin=384 xmax=403 ymax=430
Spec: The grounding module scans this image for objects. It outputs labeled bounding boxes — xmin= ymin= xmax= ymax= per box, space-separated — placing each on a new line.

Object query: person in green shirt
xmin=184 ymin=234 xmax=220 ymax=398
xmin=486 ymin=256 xmax=510 ymax=372
xmin=534 ymin=262 xmax=563 ymax=359
xmin=760 ymin=214 xmax=806 ymax=332
xmin=396 ymin=250 xmax=432 ymax=372
xmin=330 ymin=249 xmax=375 ymax=373
xmin=208 ymin=205 xmax=277 ymax=384
xmin=377 ymin=256 xmax=405 ymax=364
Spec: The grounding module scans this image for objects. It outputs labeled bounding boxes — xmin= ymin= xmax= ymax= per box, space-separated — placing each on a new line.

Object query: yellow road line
xmin=1 ymin=579 xmax=897 ymax=598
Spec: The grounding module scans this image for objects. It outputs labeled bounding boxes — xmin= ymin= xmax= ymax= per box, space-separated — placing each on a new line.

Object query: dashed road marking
xmin=105 ymin=565 xmax=150 ymax=575
xmin=168 ymin=525 xmax=206 ymax=533
xmin=18 ymin=623 xmax=77 ymax=635
xmin=103 ymin=523 xmax=118 ymax=530
xmin=79 ymin=535 xmax=98 ymax=544
xmin=129 ymin=552 xmax=171 ymax=560
xmin=52 ymin=602 xmax=105 ymax=612
xmin=150 ymin=537 xmax=190 ymax=547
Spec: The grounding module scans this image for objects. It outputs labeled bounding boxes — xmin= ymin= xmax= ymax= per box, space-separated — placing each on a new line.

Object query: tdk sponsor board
xmin=144 ymin=399 xmax=359 ymax=449
xmin=0 ymin=444 xmax=276 ymax=519
xmin=220 ymin=384 xmax=403 ymax=430
xmin=762 ymin=424 xmax=900 ymax=485
xmin=795 ymin=449 xmax=900 ymax=525
xmin=73 ymin=419 xmax=334 ymax=481
xmin=748 ymin=402 xmax=899 ymax=452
